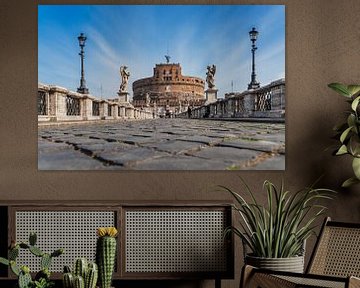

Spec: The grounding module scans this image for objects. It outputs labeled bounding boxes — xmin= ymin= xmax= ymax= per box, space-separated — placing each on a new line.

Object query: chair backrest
xmin=307 ymin=217 xmax=360 ymax=277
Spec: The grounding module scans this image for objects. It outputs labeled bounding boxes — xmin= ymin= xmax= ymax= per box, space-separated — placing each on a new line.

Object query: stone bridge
xmin=37 ymin=80 xmax=285 ymax=170
xmin=37 ymin=78 xmax=285 ymax=123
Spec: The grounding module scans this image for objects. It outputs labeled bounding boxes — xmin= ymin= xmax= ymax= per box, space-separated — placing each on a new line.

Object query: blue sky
xmin=38 ymin=5 xmax=285 ymax=99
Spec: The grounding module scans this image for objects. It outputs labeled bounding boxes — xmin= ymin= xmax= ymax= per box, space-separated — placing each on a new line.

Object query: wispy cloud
xmin=38 ymin=5 xmax=285 ymax=99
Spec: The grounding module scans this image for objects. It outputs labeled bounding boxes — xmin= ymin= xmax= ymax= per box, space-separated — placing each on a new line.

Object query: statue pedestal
xmin=205 ymin=88 xmax=218 ymax=104
xmin=118 ymin=91 xmax=129 ymax=102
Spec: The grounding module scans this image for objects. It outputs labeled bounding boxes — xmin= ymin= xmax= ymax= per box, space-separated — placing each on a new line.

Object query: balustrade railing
xmin=177 ymin=78 xmax=285 ymax=120
xmin=108 ymin=105 xmax=112 ymax=117
xmin=37 ymin=91 xmax=47 ymax=115
xmin=38 ymin=79 xmax=284 ymax=123
xmin=256 ymin=91 xmax=272 ymax=111
xmin=66 ymin=95 xmax=81 ymax=116
xmin=92 ymin=101 xmax=100 ymax=116
xmin=38 ymin=83 xmax=154 ymax=123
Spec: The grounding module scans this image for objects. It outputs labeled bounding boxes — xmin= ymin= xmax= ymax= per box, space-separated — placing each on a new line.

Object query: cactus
xmin=0 ymin=232 xmax=63 ymax=288
xmin=9 ymin=246 xmax=19 ymax=260
xmin=63 ymin=259 xmax=98 ymax=288
xmin=74 ymin=258 xmax=88 ymax=279
xmin=19 ymin=243 xmax=30 ymax=249
xmin=41 ymin=253 xmax=52 ymax=270
xmin=18 ymin=269 xmax=32 ymax=288
xmin=35 ymin=268 xmax=51 ymax=281
xmin=63 ymin=274 xmax=74 ymax=288
xmin=96 ymin=227 xmax=118 ymax=288
xmin=0 ymin=257 xmax=9 ymax=266
xmin=51 ymin=248 xmax=64 ymax=258
xmin=63 ymin=271 xmax=74 ymax=288
xmin=29 ymin=245 xmax=44 ymax=257
xmin=62 ymin=266 xmax=74 ymax=288
xmin=85 ymin=262 xmax=98 ymax=288
xmin=10 ymin=260 xmax=21 ymax=276
xmin=73 ymin=275 xmax=85 ymax=288
xmin=29 ymin=232 xmax=37 ymax=246
xmin=64 ymin=265 xmax=72 ymax=273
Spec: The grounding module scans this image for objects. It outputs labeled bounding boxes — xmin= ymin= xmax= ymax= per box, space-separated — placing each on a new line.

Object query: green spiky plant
xmin=221 ymin=179 xmax=335 ymax=258
xmin=328 ymin=83 xmax=360 ymax=187
xmin=62 ymin=258 xmax=98 ymax=288
xmin=0 ymin=232 xmax=63 ymax=288
xmin=96 ymin=227 xmax=118 ymax=288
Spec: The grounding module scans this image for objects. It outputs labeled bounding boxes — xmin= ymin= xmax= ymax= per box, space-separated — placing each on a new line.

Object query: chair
xmin=241 ymin=217 xmax=360 ymax=288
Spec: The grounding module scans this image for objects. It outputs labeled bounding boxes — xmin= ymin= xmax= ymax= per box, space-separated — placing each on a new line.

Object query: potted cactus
xmin=96 ymin=227 xmax=118 ymax=288
xmin=62 ymin=258 xmax=98 ymax=288
xmin=0 ymin=232 xmax=63 ymax=288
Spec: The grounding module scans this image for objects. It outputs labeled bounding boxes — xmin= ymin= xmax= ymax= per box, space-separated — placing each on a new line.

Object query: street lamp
xmin=77 ymin=33 xmax=89 ymax=94
xmin=248 ymin=27 xmax=260 ymax=90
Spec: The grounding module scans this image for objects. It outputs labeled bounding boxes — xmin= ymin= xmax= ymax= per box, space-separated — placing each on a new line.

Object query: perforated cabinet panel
xmin=125 ymin=210 xmax=228 ymax=273
xmin=15 ymin=211 xmax=115 ymax=272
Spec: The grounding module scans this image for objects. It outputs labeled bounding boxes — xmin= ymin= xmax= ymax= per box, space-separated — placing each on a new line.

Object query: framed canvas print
xmin=38 ymin=4 xmax=285 ymax=170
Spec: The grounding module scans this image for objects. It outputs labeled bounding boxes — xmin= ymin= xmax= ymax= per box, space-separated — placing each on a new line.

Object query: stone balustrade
xmin=38 ymin=83 xmax=154 ymax=123
xmin=178 ymin=78 xmax=285 ymax=120
xmin=38 ymin=79 xmax=284 ymax=123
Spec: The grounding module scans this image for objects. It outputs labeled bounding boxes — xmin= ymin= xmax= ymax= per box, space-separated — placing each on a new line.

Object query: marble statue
xmin=120 ymin=66 xmax=130 ymax=92
xmin=206 ymin=64 xmax=216 ymax=89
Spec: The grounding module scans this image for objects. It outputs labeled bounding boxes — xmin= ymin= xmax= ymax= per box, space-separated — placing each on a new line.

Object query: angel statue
xmin=206 ymin=64 xmax=216 ymax=89
xmin=119 ymin=65 xmax=130 ymax=92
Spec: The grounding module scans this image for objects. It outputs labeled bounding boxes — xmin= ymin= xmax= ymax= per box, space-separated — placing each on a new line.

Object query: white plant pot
xmin=245 ymin=254 xmax=305 ymax=273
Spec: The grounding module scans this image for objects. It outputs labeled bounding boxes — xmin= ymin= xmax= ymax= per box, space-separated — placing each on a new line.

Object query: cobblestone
xmin=38 ymin=119 xmax=285 ymax=170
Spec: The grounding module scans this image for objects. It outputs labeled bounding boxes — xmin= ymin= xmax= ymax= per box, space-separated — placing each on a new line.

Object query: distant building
xmin=132 ymin=62 xmax=206 ymax=116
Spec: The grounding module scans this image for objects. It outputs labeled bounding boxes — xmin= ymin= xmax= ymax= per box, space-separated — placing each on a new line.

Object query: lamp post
xmin=248 ymin=27 xmax=260 ymax=90
xmin=77 ymin=33 xmax=89 ymax=94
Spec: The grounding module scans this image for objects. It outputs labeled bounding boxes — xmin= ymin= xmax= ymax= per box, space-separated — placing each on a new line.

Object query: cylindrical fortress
xmin=132 ymin=63 xmax=206 ymax=115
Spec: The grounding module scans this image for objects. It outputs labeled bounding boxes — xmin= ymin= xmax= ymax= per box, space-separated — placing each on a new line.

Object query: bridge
xmin=38 ymin=80 xmax=285 ymax=170
xmin=37 ymin=79 xmax=285 ymax=123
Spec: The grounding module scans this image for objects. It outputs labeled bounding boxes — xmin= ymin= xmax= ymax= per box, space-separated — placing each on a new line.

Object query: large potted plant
xmin=222 ymin=179 xmax=334 ymax=273
xmin=328 ymin=83 xmax=360 ymax=187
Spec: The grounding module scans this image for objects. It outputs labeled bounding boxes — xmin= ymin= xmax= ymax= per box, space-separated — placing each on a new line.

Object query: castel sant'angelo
xmin=132 ymin=57 xmax=207 ymax=114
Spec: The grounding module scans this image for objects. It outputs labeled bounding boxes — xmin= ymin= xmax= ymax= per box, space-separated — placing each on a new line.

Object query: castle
xmin=132 ymin=61 xmax=206 ymax=116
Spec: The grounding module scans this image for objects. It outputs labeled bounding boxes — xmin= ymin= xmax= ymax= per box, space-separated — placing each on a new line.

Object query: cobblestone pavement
xmin=38 ymin=119 xmax=285 ymax=170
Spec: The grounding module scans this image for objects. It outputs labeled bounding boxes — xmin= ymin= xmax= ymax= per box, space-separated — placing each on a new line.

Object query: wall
xmin=1 ymin=0 xmax=360 ymax=287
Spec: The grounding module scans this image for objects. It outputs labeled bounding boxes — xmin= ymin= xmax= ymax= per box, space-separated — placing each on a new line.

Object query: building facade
xmin=132 ymin=63 xmax=206 ymax=116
